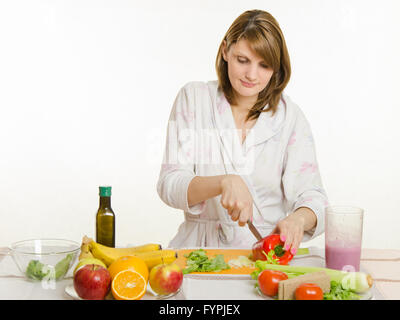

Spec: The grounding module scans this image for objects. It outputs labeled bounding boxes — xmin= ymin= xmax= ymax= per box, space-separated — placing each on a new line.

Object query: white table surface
xmin=0 ymin=247 xmax=390 ymax=300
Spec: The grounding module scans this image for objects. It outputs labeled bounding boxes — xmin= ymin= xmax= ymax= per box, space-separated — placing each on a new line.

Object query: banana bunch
xmin=78 ymin=235 xmax=177 ymax=269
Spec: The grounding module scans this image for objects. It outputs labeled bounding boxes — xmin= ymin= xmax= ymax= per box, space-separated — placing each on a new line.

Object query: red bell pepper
xmin=252 ymin=234 xmax=294 ymax=265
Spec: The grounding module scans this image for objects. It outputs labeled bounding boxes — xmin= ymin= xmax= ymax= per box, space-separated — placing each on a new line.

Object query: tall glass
xmin=325 ymin=206 xmax=364 ymax=271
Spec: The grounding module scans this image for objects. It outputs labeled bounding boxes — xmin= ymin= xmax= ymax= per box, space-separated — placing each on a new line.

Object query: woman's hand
xmin=220 ymin=175 xmax=253 ymax=227
xmin=269 ymin=207 xmax=317 ymax=255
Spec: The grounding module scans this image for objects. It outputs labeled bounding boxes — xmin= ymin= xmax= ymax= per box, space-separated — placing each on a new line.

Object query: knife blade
xmin=247 ymin=220 xmax=263 ymax=241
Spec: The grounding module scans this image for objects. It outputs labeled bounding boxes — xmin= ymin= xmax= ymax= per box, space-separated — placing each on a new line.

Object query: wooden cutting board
xmin=175 ymin=248 xmax=256 ymax=275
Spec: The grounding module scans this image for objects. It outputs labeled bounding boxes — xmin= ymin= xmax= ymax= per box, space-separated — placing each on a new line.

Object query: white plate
xmin=65 ymin=284 xmax=82 ymax=300
xmin=65 ymin=283 xmax=183 ymax=300
xmin=65 ymin=283 xmax=114 ymax=300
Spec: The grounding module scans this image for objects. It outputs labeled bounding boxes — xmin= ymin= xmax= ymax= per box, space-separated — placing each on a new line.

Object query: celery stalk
xmin=295 ymin=248 xmax=310 ymax=256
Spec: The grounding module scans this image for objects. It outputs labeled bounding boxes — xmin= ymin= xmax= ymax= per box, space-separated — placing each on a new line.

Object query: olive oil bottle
xmin=96 ymin=186 xmax=115 ymax=247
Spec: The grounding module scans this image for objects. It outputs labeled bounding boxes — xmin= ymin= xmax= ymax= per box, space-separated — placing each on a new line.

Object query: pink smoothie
xmin=325 ymin=245 xmax=361 ymax=271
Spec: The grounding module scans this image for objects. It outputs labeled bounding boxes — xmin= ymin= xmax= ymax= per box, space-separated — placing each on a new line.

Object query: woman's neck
xmin=230 ymin=105 xmax=249 ymax=122
xmin=231 ymin=91 xmax=257 ymax=114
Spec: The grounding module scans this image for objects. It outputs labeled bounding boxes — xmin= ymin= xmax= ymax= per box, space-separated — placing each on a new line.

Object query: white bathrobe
xmin=157 ymin=80 xmax=329 ymax=248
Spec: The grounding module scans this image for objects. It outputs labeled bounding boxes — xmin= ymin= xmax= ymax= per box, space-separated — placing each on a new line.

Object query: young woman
xmin=157 ymin=10 xmax=329 ymax=254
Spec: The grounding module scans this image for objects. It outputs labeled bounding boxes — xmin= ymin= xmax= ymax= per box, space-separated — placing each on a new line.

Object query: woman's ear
xmin=222 ymin=40 xmax=228 ymax=62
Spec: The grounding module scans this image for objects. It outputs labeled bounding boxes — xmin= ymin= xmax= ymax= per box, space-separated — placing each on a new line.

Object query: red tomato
xmin=258 ymin=270 xmax=288 ymax=297
xmin=295 ymin=283 xmax=324 ymax=300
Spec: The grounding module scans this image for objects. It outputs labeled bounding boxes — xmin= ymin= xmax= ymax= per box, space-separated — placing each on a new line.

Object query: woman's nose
xmin=245 ymin=64 xmax=258 ymax=82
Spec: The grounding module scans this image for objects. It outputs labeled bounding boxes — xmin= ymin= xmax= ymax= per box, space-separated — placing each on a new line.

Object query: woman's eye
xmin=237 ymin=57 xmax=269 ymax=68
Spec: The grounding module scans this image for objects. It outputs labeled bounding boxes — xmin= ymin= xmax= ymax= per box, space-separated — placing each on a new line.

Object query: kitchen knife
xmin=247 ymin=220 xmax=263 ymax=241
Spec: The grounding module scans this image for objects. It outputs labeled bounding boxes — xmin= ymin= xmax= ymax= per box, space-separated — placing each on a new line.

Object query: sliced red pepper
xmin=252 ymin=234 xmax=294 ymax=265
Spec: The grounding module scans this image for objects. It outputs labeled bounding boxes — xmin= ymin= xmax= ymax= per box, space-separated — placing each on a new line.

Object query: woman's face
xmin=222 ymin=38 xmax=274 ymax=106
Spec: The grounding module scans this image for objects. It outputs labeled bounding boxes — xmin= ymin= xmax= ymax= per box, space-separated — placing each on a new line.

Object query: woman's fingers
xmin=220 ymin=194 xmax=230 ymax=209
xmin=226 ymin=203 xmax=252 ymax=227
xmin=276 ymin=220 xmax=294 ymax=252
xmin=238 ymin=205 xmax=253 ymax=227
xmin=282 ymin=230 xmax=293 ymax=252
xmin=281 ymin=225 xmax=303 ymax=255
xmin=220 ymin=175 xmax=255 ymax=228
xmin=230 ymin=208 xmax=240 ymax=221
xmin=290 ymin=227 xmax=303 ymax=255
xmin=275 ymin=221 xmax=287 ymax=244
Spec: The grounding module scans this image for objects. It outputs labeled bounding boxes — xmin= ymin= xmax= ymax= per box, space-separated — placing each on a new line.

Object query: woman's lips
xmin=240 ymin=80 xmax=256 ymax=88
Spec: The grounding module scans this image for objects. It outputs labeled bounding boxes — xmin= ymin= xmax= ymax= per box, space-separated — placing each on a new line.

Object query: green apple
xmin=73 ymin=258 xmax=107 ymax=276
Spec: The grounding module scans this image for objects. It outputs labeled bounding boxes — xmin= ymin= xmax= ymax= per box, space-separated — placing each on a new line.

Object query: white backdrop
xmin=0 ymin=0 xmax=399 ymax=249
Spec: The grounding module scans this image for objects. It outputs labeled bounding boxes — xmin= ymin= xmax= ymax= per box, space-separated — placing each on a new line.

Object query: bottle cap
xmin=99 ymin=186 xmax=112 ymax=197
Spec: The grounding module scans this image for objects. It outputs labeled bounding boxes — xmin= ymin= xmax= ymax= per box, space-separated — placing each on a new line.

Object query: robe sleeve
xmin=282 ymin=108 xmax=329 ymax=241
xmin=156 ymin=84 xmax=206 ymax=214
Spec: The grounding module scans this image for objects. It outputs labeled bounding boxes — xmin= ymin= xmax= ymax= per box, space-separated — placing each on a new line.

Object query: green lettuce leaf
xmin=26 ymin=254 xmax=74 ymax=281
xmin=26 ymin=260 xmax=50 ymax=280
xmin=182 ymin=249 xmax=230 ymax=274
xmin=324 ymin=281 xmax=361 ymax=300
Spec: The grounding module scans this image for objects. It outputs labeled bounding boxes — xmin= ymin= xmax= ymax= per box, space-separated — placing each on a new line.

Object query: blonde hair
xmin=216 ymin=10 xmax=291 ymax=120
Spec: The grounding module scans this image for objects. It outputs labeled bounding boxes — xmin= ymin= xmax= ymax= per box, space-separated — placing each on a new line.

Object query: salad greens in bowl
xmin=9 ymin=239 xmax=80 ymax=281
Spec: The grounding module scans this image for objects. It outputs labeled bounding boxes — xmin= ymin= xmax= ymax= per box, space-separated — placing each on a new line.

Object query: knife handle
xmin=247 ymin=220 xmax=263 ymax=241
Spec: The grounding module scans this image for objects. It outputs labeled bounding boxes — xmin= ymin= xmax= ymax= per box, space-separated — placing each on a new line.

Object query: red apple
xmin=148 ymin=263 xmax=183 ymax=296
xmin=73 ymin=264 xmax=111 ymax=300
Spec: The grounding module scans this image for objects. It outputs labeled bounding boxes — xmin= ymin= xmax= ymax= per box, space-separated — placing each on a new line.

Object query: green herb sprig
xmin=182 ymin=249 xmax=231 ymax=274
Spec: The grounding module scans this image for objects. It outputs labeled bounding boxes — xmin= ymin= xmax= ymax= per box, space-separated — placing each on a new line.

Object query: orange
xmin=111 ymin=269 xmax=147 ymax=300
xmin=108 ymin=256 xmax=149 ymax=281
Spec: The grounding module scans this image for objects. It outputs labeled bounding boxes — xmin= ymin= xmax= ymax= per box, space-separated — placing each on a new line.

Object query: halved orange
xmin=111 ymin=269 xmax=147 ymax=300
xmin=108 ymin=256 xmax=149 ymax=281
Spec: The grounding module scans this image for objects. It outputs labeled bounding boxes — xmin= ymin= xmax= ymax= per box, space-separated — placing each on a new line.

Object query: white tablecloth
xmin=0 ymin=247 xmax=395 ymax=300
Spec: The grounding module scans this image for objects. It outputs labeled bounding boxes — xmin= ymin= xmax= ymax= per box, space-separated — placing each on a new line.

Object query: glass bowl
xmin=9 ymin=239 xmax=80 ymax=282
